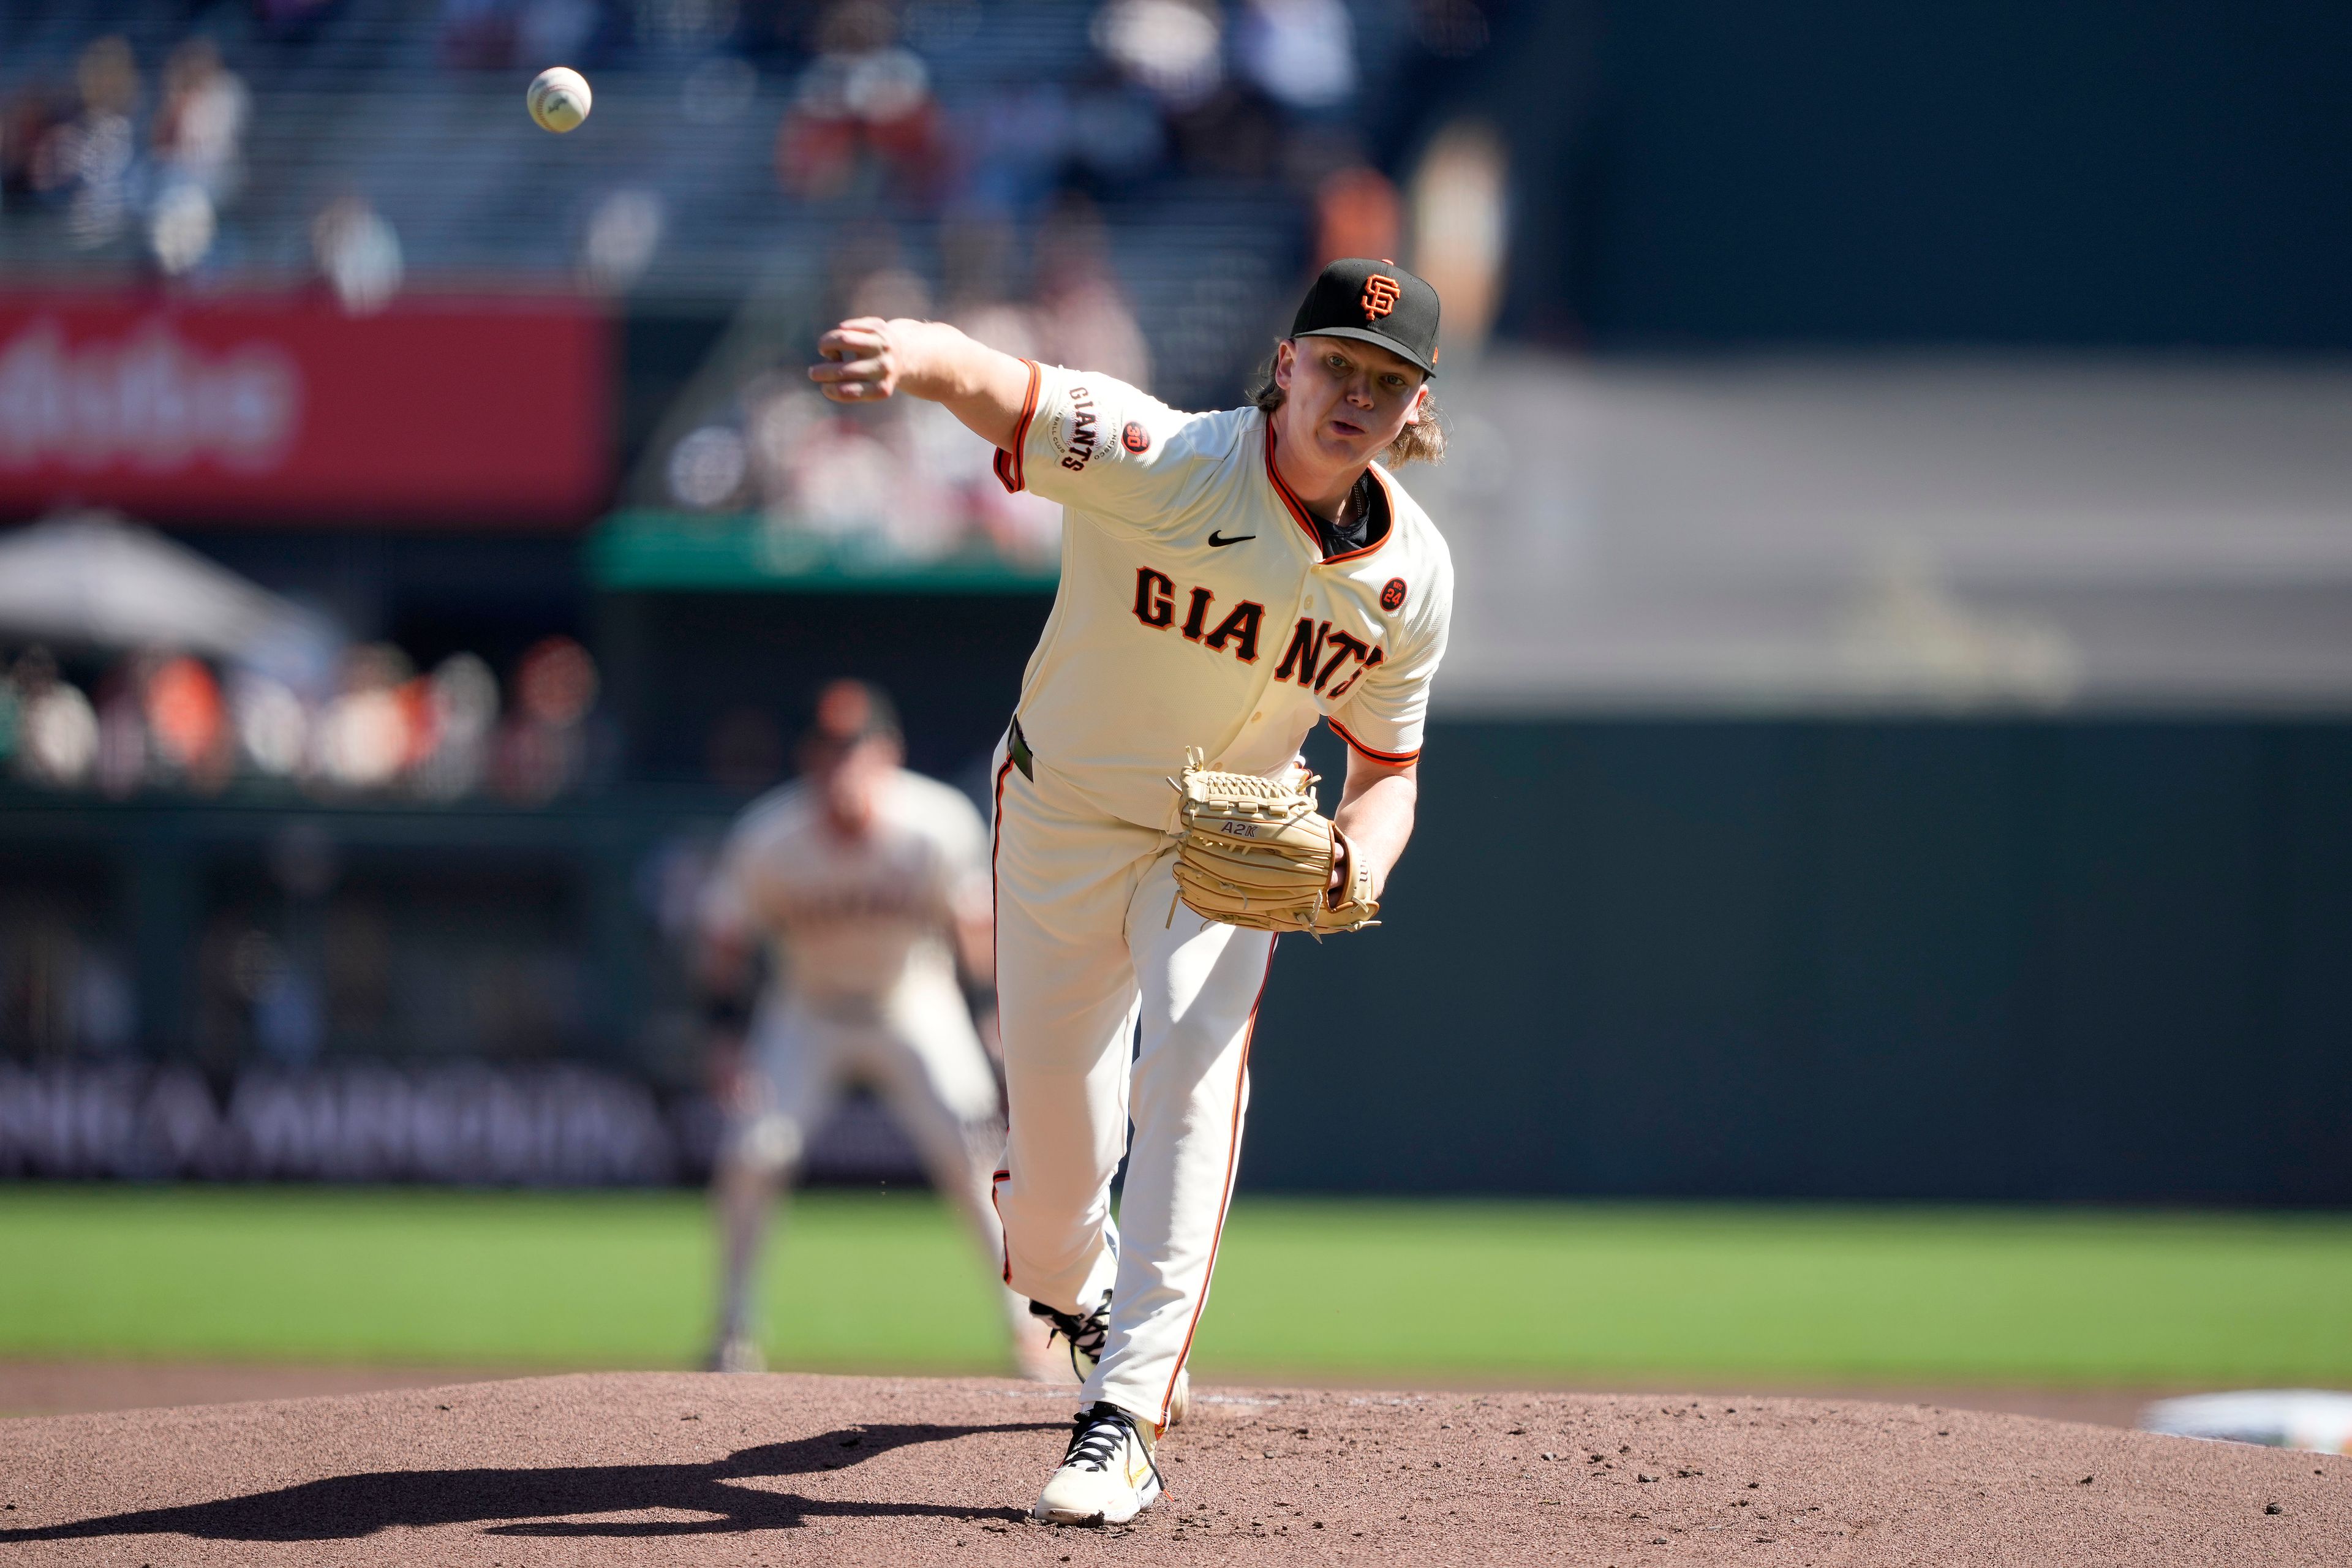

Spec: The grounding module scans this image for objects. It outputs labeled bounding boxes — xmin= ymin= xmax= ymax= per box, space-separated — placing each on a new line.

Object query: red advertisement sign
xmin=0 ymin=293 xmax=611 ymax=526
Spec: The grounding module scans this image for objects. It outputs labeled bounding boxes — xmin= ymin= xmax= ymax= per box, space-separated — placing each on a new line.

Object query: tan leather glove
xmin=1169 ymin=749 xmax=1379 ymax=937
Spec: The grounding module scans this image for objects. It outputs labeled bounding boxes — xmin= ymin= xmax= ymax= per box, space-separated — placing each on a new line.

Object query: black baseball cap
xmin=1289 ymin=257 xmax=1441 ymax=377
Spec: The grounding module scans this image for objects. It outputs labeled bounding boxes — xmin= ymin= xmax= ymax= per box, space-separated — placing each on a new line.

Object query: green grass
xmin=2 ymin=1186 xmax=2348 ymax=1387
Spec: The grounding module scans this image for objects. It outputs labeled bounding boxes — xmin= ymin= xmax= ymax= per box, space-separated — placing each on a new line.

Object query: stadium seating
xmin=1 ymin=0 xmax=1421 ymax=405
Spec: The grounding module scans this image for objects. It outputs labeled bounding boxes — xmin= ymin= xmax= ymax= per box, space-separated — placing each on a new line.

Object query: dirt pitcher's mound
xmin=1 ymin=1373 xmax=2345 ymax=1566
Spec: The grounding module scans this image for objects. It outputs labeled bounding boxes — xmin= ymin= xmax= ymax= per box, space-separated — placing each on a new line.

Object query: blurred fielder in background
xmin=696 ymin=679 xmax=1050 ymax=1379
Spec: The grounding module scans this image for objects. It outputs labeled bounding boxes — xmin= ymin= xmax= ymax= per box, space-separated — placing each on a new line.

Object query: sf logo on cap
xmin=1362 ymin=274 xmax=1402 ymax=320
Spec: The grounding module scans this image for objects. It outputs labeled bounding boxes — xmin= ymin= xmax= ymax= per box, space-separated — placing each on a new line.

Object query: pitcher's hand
xmin=809 ymin=317 xmax=900 ymax=403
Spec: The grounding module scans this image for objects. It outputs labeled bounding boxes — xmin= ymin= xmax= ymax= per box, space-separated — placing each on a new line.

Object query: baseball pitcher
xmin=808 ymin=259 xmax=1452 ymax=1524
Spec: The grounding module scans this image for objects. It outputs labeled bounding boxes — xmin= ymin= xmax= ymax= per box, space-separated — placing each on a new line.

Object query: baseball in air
xmin=527 ymin=67 xmax=592 ymax=133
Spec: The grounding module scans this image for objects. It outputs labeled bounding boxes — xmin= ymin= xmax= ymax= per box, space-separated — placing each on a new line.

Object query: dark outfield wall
xmin=1245 ymin=719 xmax=2352 ymax=1204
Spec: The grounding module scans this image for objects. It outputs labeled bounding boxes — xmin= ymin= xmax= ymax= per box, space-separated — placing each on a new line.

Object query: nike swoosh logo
xmin=1207 ymin=531 xmax=1256 ymax=548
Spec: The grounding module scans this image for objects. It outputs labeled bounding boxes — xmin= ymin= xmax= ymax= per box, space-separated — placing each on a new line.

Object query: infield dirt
xmin=1 ymin=1372 xmax=2344 ymax=1566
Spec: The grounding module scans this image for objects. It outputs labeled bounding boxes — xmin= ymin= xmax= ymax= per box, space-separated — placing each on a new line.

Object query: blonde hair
xmin=1249 ymin=341 xmax=1446 ymax=467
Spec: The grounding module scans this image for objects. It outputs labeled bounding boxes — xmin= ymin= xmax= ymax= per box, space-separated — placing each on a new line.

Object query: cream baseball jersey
xmin=995 ymin=361 xmax=1453 ymax=831
xmin=701 ymin=769 xmax=989 ymax=1003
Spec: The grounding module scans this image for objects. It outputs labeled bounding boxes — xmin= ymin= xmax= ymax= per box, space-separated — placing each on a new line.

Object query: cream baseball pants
xmin=723 ymin=976 xmax=1003 ymax=1213
xmin=989 ymin=742 xmax=1276 ymax=1428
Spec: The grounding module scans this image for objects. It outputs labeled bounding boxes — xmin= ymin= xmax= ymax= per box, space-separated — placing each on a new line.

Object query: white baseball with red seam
xmin=527 ymin=67 xmax=592 ymax=133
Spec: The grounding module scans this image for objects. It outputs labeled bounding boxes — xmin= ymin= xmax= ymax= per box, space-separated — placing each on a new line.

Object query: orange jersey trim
xmin=1261 ymin=419 xmax=1327 ymax=551
xmin=1328 ymin=715 xmax=1419 ymax=765
xmin=993 ymin=359 xmax=1042 ymax=494
xmin=1262 ymin=415 xmax=1398 ymax=565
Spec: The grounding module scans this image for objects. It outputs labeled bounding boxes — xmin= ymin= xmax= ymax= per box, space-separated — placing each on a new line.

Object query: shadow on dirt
xmin=0 ymin=1420 xmax=1058 ymax=1540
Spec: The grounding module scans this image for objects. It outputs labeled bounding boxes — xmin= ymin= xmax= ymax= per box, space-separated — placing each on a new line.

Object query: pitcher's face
xmin=1273 ymin=335 xmax=1429 ymax=467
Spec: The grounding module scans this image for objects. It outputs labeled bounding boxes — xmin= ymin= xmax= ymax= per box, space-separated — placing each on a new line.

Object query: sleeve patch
xmin=1046 ymin=381 xmax=1107 ymax=472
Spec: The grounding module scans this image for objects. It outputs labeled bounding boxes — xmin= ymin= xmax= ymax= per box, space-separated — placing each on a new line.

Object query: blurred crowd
xmin=429 ymin=0 xmax=1479 ymax=208
xmin=763 ymin=0 xmax=1373 ymax=211
xmin=2 ymin=34 xmax=252 ymax=276
xmin=2 ymin=0 xmax=1488 ymax=310
xmin=0 ymin=29 xmax=410 ymax=309
xmin=657 ymin=198 xmax=1167 ymax=559
xmin=0 ymin=636 xmax=612 ymax=805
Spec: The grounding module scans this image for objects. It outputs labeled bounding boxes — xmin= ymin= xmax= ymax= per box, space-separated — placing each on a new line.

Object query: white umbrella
xmin=0 ymin=512 xmax=334 ymax=677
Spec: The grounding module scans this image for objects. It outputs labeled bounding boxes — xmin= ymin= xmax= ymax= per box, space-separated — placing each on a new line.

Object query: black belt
xmin=1008 ymin=715 xmax=1036 ymax=782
